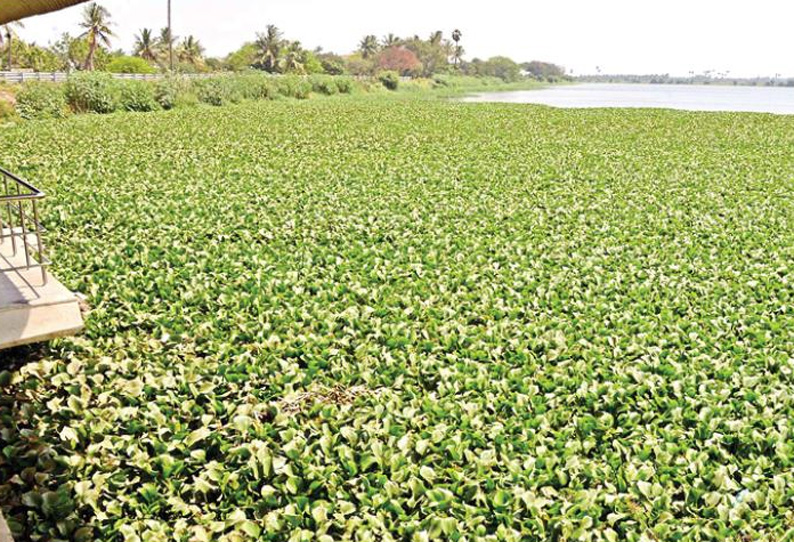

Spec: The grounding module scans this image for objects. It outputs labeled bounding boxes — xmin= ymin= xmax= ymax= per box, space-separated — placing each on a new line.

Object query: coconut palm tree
xmin=279 ymin=41 xmax=305 ymax=74
xmin=358 ymin=35 xmax=379 ymax=59
xmin=452 ymin=46 xmax=464 ymax=67
xmin=133 ymin=28 xmax=158 ymax=62
xmin=451 ymin=29 xmax=463 ymax=67
xmin=1 ymin=21 xmax=24 ymax=70
xmin=382 ymin=33 xmax=401 ymax=48
xmin=178 ymin=35 xmax=205 ymax=67
xmin=254 ymin=25 xmax=283 ymax=73
xmin=157 ymin=27 xmax=177 ymax=66
xmin=78 ymin=3 xmax=113 ymax=71
xmin=167 ymin=0 xmax=173 ymax=70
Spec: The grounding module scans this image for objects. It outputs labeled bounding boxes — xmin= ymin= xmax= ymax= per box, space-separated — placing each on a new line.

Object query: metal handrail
xmin=0 ymin=166 xmax=48 ymax=285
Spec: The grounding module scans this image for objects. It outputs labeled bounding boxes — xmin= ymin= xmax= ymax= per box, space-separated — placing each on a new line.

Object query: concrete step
xmin=0 ymin=237 xmax=83 ymax=351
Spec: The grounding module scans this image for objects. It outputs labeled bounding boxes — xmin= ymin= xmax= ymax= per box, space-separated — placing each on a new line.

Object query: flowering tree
xmin=377 ymin=46 xmax=421 ymax=76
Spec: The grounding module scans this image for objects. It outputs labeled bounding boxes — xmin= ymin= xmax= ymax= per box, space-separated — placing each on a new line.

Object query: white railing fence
xmin=0 ymin=71 xmax=217 ymax=84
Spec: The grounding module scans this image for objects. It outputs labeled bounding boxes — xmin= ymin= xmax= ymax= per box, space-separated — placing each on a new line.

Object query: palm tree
xmin=254 ymin=25 xmax=283 ymax=73
xmin=134 ymin=28 xmax=158 ymax=62
xmin=167 ymin=0 xmax=173 ymax=70
xmin=79 ymin=3 xmax=113 ymax=71
xmin=452 ymin=45 xmax=465 ymax=67
xmin=358 ymin=35 xmax=379 ymax=59
xmin=178 ymin=35 xmax=204 ymax=67
xmin=279 ymin=41 xmax=305 ymax=74
xmin=429 ymin=31 xmax=444 ymax=46
xmin=1 ymin=21 xmax=24 ymax=70
xmin=157 ymin=27 xmax=177 ymax=67
xmin=451 ymin=29 xmax=463 ymax=66
xmin=382 ymin=33 xmax=401 ymax=48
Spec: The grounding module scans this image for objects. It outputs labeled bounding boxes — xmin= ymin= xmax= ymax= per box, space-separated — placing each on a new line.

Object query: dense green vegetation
xmin=2 ymin=96 xmax=794 ymax=542
xmin=10 ymin=73 xmax=358 ymax=119
xmin=4 ymin=73 xmax=542 ymax=121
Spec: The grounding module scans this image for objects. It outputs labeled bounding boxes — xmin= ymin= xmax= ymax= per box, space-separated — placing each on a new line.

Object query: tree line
xmin=577 ymin=72 xmax=794 ymax=87
xmin=1 ymin=2 xmax=568 ymax=83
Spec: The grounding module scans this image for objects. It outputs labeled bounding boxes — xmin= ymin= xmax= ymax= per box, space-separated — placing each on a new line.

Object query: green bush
xmin=65 ymin=72 xmax=118 ymax=114
xmin=195 ymin=78 xmax=243 ymax=107
xmin=107 ymin=56 xmax=157 ymax=74
xmin=174 ymin=90 xmax=200 ymax=109
xmin=378 ymin=70 xmax=400 ymax=91
xmin=357 ymin=79 xmax=387 ymax=94
xmin=335 ymin=77 xmax=355 ymax=94
xmin=397 ymin=78 xmax=435 ymax=93
xmin=236 ymin=74 xmax=277 ymax=101
xmin=118 ymin=80 xmax=160 ymax=112
xmin=432 ymin=74 xmax=455 ymax=88
xmin=15 ymin=83 xmax=67 ymax=120
xmin=276 ymin=76 xmax=312 ymax=99
xmin=153 ymin=77 xmax=182 ymax=110
xmin=309 ymin=75 xmax=339 ymax=96
xmin=194 ymin=78 xmax=223 ymax=106
xmin=172 ymin=61 xmax=207 ymax=75
xmin=222 ymin=78 xmax=246 ymax=104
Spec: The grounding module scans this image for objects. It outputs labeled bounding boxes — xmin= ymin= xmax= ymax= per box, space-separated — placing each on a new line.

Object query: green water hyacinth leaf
xmin=185 ymin=426 xmax=212 ymax=447
xmin=419 ymin=465 xmax=436 ymax=482
xmin=2 ymin=94 xmax=794 ymax=541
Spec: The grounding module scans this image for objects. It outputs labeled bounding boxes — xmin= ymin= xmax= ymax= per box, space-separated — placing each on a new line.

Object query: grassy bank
xmin=398 ymin=75 xmax=548 ymax=98
xmin=0 ymin=73 xmax=545 ymax=122
xmin=2 ymin=96 xmax=794 ymax=541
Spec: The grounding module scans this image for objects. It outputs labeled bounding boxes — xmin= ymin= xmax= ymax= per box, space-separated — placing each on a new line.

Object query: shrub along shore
xmin=5 ymin=72 xmax=543 ymax=121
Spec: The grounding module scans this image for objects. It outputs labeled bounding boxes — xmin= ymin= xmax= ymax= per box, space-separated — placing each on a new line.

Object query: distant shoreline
xmin=574 ymin=76 xmax=794 ymax=88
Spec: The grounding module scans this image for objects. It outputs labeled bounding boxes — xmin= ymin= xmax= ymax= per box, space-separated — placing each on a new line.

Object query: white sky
xmin=17 ymin=0 xmax=794 ymax=77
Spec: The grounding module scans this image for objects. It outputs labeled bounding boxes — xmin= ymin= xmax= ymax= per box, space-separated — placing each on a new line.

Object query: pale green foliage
xmin=15 ymin=83 xmax=68 ymax=120
xmin=153 ymin=76 xmax=185 ymax=110
xmin=106 ymin=55 xmax=157 ymax=74
xmin=379 ymin=70 xmax=400 ymax=90
xmin=2 ymin=98 xmax=794 ymax=541
xmin=465 ymin=56 xmax=522 ymax=82
xmin=308 ymin=74 xmax=339 ymax=96
xmin=118 ymin=80 xmax=160 ymax=112
xmin=64 ymin=71 xmax=118 ymax=113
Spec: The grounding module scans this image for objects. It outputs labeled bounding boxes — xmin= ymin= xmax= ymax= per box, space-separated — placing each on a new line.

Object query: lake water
xmin=463 ymin=83 xmax=794 ymax=114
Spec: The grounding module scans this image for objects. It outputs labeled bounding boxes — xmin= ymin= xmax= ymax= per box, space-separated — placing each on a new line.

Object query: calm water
xmin=463 ymin=83 xmax=794 ymax=114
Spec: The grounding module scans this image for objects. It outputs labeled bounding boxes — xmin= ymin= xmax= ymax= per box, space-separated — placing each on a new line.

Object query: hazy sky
xmin=17 ymin=0 xmax=794 ymax=77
